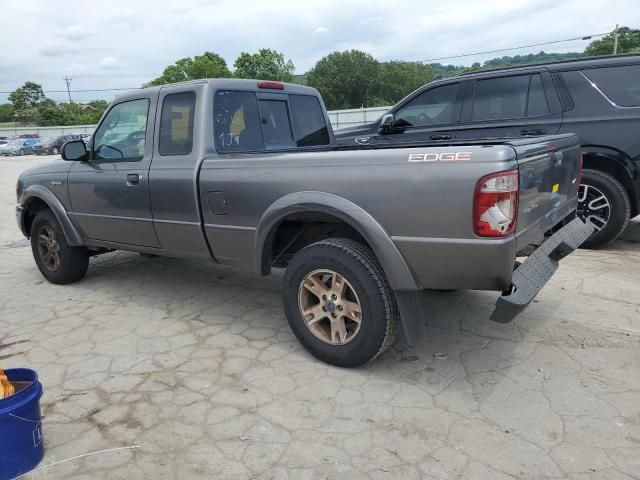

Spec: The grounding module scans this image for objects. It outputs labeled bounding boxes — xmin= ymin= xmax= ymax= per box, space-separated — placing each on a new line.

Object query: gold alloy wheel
xmin=298 ymin=269 xmax=363 ymax=345
xmin=37 ymin=225 xmax=61 ymax=272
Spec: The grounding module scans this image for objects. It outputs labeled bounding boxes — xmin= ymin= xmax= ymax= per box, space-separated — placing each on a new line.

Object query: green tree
xmin=586 ymin=27 xmax=640 ymax=55
xmin=9 ymin=81 xmax=46 ymax=123
xmin=146 ymin=52 xmax=232 ymax=86
xmin=234 ymin=48 xmax=295 ymax=82
xmin=34 ymin=99 xmax=66 ymax=126
xmin=0 ymin=103 xmax=14 ymax=123
xmin=372 ymin=61 xmax=434 ymax=105
xmin=307 ymin=50 xmax=379 ymax=110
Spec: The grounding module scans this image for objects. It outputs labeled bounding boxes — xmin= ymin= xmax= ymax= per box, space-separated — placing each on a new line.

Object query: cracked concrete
xmin=1 ymin=155 xmax=639 ymax=479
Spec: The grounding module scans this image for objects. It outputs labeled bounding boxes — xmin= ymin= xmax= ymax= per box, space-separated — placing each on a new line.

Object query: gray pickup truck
xmin=16 ymin=79 xmax=593 ymax=366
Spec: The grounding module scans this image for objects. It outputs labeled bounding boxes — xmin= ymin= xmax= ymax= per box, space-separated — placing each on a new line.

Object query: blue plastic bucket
xmin=0 ymin=369 xmax=44 ymax=480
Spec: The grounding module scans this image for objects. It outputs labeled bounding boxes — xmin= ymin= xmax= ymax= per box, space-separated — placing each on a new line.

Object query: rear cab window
xmin=581 ymin=65 xmax=640 ymax=107
xmin=214 ymin=89 xmax=330 ymax=153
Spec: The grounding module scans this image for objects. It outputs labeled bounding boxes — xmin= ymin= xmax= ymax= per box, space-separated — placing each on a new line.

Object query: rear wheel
xmin=18 ymin=149 xmax=25 ymax=156
xmin=578 ymin=169 xmax=631 ymax=248
xmin=282 ymin=238 xmax=399 ymax=367
xmin=52 ymin=146 xmax=59 ymax=155
xmin=30 ymin=210 xmax=89 ymax=284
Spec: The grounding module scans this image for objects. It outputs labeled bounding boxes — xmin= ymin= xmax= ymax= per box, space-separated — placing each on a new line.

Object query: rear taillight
xmin=474 ymin=170 xmax=519 ymax=237
xmin=576 ymin=150 xmax=583 ymax=192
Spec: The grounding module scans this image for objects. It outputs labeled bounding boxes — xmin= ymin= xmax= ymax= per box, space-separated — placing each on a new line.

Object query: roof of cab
xmin=115 ymin=78 xmax=320 ymax=101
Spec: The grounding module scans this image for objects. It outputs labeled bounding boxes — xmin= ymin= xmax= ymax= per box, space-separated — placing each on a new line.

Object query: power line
xmin=421 ymin=31 xmax=611 ymax=63
xmin=0 ymin=87 xmax=140 ymax=94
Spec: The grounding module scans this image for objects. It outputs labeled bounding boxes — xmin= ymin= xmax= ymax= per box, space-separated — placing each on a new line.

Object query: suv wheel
xmin=578 ymin=169 xmax=631 ymax=248
xmin=30 ymin=210 xmax=89 ymax=284
xmin=52 ymin=146 xmax=59 ymax=155
xmin=282 ymin=238 xmax=399 ymax=367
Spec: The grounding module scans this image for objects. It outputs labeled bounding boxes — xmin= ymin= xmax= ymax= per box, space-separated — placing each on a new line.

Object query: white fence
xmin=328 ymin=106 xmax=390 ymax=130
xmin=0 ymin=106 xmax=391 ymax=138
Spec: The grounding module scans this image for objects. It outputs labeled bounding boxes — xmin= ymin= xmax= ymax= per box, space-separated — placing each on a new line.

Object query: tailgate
xmin=514 ymin=135 xmax=582 ymax=247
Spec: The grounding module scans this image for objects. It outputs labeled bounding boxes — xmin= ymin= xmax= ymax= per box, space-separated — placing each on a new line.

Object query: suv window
xmin=289 ymin=95 xmax=330 ymax=146
xmin=395 ymin=83 xmax=459 ymax=127
xmin=159 ymin=92 xmax=196 ymax=155
xmin=94 ymin=99 xmax=149 ymax=161
xmin=582 ymin=65 xmax=640 ymax=107
xmin=472 ymin=74 xmax=550 ymax=121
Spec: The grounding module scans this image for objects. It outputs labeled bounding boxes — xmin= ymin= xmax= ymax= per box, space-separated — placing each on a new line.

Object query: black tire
xmin=52 ymin=146 xmax=59 ymax=155
xmin=18 ymin=149 xmax=25 ymax=156
xmin=579 ymin=169 xmax=631 ymax=249
xmin=282 ymin=238 xmax=399 ymax=367
xmin=30 ymin=210 xmax=89 ymax=284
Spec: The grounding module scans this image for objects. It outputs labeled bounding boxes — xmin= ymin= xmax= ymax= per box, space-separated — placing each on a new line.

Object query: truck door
xmin=67 ymin=96 xmax=161 ymax=247
xmin=374 ymin=81 xmax=464 ymax=144
xmin=456 ymin=71 xmax=562 ymax=140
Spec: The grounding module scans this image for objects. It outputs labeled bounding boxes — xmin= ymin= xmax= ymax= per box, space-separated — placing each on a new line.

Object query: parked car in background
xmin=33 ymin=134 xmax=85 ymax=155
xmin=335 ymin=54 xmax=640 ymax=248
xmin=0 ymin=139 xmax=38 ymax=156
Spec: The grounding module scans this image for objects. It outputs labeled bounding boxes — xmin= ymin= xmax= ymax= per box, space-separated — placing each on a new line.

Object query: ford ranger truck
xmin=15 ymin=79 xmax=593 ymax=367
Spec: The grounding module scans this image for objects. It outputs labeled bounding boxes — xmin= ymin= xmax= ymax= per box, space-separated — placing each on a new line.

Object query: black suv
xmin=33 ymin=134 xmax=89 ymax=156
xmin=335 ymin=55 xmax=640 ymax=248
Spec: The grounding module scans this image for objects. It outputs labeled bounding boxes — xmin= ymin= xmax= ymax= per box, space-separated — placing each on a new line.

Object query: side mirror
xmin=378 ymin=113 xmax=395 ymax=133
xmin=61 ymin=140 xmax=88 ymax=161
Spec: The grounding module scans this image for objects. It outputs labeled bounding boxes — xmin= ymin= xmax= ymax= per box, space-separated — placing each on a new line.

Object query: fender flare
xmin=20 ymin=185 xmax=84 ymax=246
xmin=253 ymin=191 xmax=419 ymax=292
xmin=581 ymin=145 xmax=636 ymax=179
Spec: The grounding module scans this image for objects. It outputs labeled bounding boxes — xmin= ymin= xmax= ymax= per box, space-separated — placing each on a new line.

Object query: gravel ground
xmin=2 ymin=154 xmax=639 ymax=480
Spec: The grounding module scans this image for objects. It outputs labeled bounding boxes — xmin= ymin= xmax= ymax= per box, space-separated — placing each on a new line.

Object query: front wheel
xmin=282 ymin=238 xmax=399 ymax=367
xmin=52 ymin=146 xmax=59 ymax=155
xmin=30 ymin=210 xmax=89 ymax=284
xmin=18 ymin=149 xmax=25 ymax=156
xmin=578 ymin=169 xmax=631 ymax=249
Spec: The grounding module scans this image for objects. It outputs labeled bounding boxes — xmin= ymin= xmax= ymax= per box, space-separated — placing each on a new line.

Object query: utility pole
xmin=63 ymin=76 xmax=73 ymax=103
xmin=613 ymin=24 xmax=620 ymax=55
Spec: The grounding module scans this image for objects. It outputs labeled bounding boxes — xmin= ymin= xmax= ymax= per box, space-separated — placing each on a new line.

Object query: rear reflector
xmin=474 ymin=170 xmax=519 ymax=237
xmin=257 ymin=81 xmax=285 ymax=90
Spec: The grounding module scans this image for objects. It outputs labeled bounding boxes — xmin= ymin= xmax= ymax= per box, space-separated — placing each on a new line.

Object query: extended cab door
xmin=456 ymin=71 xmax=562 ymax=140
xmin=373 ymin=80 xmax=465 ymax=143
xmin=67 ymin=96 xmax=161 ymax=247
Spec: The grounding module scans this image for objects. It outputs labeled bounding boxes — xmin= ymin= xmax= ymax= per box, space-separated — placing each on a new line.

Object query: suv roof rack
xmin=458 ymin=53 xmax=640 ymax=77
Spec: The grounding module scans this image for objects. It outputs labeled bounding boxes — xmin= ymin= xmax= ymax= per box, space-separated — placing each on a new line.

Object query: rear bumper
xmin=490 ymin=217 xmax=594 ymax=323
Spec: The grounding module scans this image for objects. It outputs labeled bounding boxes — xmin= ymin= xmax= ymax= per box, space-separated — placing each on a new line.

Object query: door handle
xmin=520 ymin=129 xmax=547 ymax=136
xmin=430 ymin=134 xmax=452 ymax=140
xmin=126 ymin=173 xmax=142 ymax=185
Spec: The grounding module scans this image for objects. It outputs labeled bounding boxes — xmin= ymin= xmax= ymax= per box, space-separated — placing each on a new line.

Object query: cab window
xmin=93 ymin=99 xmax=150 ymax=161
xmin=159 ymin=92 xmax=196 ymax=155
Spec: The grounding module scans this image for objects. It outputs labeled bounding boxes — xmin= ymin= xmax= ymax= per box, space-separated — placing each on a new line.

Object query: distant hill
xmin=429 ymin=51 xmax=586 ymax=78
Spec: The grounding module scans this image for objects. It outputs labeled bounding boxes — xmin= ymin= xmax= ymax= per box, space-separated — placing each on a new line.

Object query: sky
xmin=1 ymin=0 xmax=638 ymax=104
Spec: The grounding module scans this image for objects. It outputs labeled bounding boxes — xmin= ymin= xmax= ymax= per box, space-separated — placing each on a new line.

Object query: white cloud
xmin=0 ymin=0 xmax=637 ymax=103
xmin=99 ymin=56 xmax=118 ymax=68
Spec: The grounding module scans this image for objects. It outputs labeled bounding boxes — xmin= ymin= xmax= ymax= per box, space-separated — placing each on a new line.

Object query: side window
xmin=289 ymin=95 xmax=330 ymax=147
xmin=159 ymin=92 xmax=196 ymax=155
xmin=472 ymin=74 xmax=550 ymax=121
xmin=215 ymin=91 xmax=264 ymax=152
xmin=582 ymin=65 xmax=640 ymax=107
xmin=394 ymin=83 xmax=459 ymax=128
xmin=258 ymin=100 xmax=294 ymax=147
xmin=93 ymin=99 xmax=149 ymax=161
xmin=472 ymin=75 xmax=529 ymax=121
xmin=527 ymin=74 xmax=550 ymax=117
